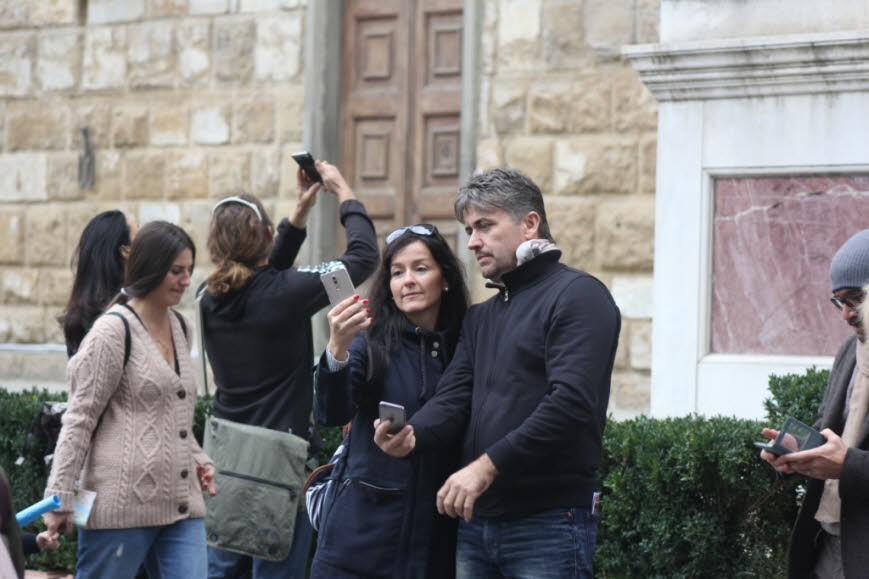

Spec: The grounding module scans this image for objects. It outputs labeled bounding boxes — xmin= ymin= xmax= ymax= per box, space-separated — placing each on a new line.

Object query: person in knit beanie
xmin=760 ymin=229 xmax=869 ymax=578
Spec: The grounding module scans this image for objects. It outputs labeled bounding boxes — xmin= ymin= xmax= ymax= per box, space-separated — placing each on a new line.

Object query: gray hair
xmin=454 ymin=168 xmax=553 ymax=241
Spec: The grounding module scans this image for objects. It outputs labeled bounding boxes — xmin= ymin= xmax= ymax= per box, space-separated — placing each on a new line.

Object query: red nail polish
xmin=366 ymin=308 xmax=370 ymax=313
xmin=362 ymin=299 xmax=369 ymax=305
xmin=353 ymin=294 xmax=360 ymax=300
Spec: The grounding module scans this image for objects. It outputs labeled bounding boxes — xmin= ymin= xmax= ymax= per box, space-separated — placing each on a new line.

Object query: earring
xmin=444 ymin=286 xmax=449 ymax=292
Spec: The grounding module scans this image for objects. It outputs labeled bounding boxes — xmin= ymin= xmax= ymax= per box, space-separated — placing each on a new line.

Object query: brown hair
xmin=206 ymin=193 xmax=274 ymax=294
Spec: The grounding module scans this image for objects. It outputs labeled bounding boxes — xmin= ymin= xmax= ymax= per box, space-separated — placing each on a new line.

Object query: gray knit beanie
xmin=830 ymin=229 xmax=869 ymax=291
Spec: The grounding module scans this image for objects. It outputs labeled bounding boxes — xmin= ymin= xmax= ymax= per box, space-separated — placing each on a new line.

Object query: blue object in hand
xmin=16 ymin=495 xmax=61 ymax=527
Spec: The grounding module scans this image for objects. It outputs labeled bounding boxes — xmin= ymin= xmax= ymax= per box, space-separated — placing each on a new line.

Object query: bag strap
xmin=106 ymin=311 xmax=131 ymax=367
xmin=195 ymin=284 xmax=211 ymax=402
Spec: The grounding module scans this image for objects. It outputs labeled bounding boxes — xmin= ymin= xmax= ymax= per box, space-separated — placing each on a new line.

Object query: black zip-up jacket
xmin=410 ymin=250 xmax=620 ymax=519
xmin=201 ymin=199 xmax=378 ymax=438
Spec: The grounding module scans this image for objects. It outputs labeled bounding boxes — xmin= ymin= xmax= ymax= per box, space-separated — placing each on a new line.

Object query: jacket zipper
xmin=346 ymin=478 xmax=403 ymax=493
xmin=217 ymin=469 xmax=297 ymax=497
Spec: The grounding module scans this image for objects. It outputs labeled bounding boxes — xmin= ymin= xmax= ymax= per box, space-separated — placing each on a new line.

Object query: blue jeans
xmin=76 ymin=517 xmax=207 ymax=579
xmin=207 ymin=512 xmax=313 ymax=579
xmin=456 ymin=507 xmax=597 ymax=579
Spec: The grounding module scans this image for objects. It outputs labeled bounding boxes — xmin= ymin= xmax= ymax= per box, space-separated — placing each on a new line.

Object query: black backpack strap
xmin=172 ymin=309 xmax=188 ymax=342
xmin=106 ymin=311 xmax=131 ymax=367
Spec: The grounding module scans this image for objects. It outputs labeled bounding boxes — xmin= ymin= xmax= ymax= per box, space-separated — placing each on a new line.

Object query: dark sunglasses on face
xmin=830 ymin=292 xmax=865 ymax=311
xmin=385 ymin=224 xmax=437 ymax=245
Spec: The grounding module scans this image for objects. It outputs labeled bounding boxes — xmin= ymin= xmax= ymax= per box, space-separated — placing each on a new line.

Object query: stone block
xmin=0 ymin=306 xmax=48 ymax=342
xmin=597 ymin=197 xmax=655 ymax=271
xmin=547 ymin=196 xmax=596 ymax=271
xmin=613 ymin=68 xmax=658 ymax=132
xmin=124 ymin=151 xmax=166 ymax=200
xmin=629 ymin=318 xmax=651 ymax=370
xmin=178 ymin=21 xmax=211 ymax=86
xmin=166 ymin=150 xmax=209 ymax=199
xmin=0 ymin=33 xmax=33 ymax=97
xmin=608 ymin=371 xmax=650 ymax=419
xmin=149 ymin=0 xmax=188 ymax=17
xmin=553 ymin=138 xmax=638 ymax=195
xmin=111 ymin=104 xmax=149 ymax=148
xmin=0 ymin=350 xmax=68 ymax=381
xmin=92 ymin=151 xmax=123 ymax=200
xmin=613 ymin=320 xmax=630 ymax=370
xmin=151 ymin=102 xmax=189 ymax=146
xmin=503 ymin=137 xmax=553 ymax=193
xmin=138 ymin=202 xmax=181 ymax=226
xmin=208 ymin=150 xmax=251 ymax=197
xmin=6 ymin=102 xmax=69 ymax=151
xmin=476 ymin=139 xmax=503 ymax=170
xmin=491 ymin=78 xmax=527 ymax=135
xmin=610 ymin=273 xmax=654 ymax=319
xmin=192 ymin=105 xmax=231 ymax=145
xmin=179 ymin=201 xmax=213 ymax=264
xmin=634 ymin=0 xmax=659 ymax=44
xmin=240 ymin=0 xmax=287 ymax=11
xmin=255 ymin=13 xmax=302 ymax=82
xmin=128 ymin=22 xmax=176 ymax=89
xmin=639 ymin=138 xmax=656 ymax=194
xmin=584 ymin=0 xmax=633 ymax=60
xmin=497 ymin=0 xmax=542 ymax=72
xmin=71 ymin=101 xmax=113 ymax=150
xmin=82 ymin=27 xmax=128 ymax=91
xmin=215 ymin=18 xmax=255 ymax=84
xmin=0 ymin=4 xmax=29 ymax=28
xmin=47 ymin=153 xmax=82 ymax=201
xmin=542 ymin=0 xmax=590 ymax=69
xmin=0 ymin=208 xmax=25 ymax=264
xmin=190 ymin=0 xmax=230 ymax=15
xmin=0 ymin=154 xmax=47 ymax=202
xmin=251 ymin=148 xmax=280 ymax=196
xmin=37 ymin=30 xmax=81 ymax=92
xmin=88 ymin=0 xmax=145 ymax=23
xmin=64 ymin=202 xmax=102 ymax=251
xmin=26 ymin=207 xmax=67 ymax=266
xmin=479 ymin=0 xmax=498 ymax=75
xmin=233 ymin=94 xmax=275 ymax=144
xmin=37 ymin=268 xmax=74 ymax=307
xmin=0 ymin=268 xmax=38 ymax=304
xmin=276 ymin=85 xmax=305 ymax=143
xmin=31 ymin=1 xmax=78 ymax=25
xmin=528 ymin=76 xmax=609 ymax=134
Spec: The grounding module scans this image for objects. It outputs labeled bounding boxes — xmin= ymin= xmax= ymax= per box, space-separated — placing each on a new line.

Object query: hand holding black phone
xmin=291 ymin=151 xmax=323 ymax=184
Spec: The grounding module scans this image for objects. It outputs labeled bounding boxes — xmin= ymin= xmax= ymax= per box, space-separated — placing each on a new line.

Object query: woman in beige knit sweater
xmin=42 ymin=221 xmax=217 ymax=579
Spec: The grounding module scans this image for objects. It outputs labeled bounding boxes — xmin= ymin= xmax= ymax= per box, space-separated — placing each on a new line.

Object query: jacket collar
xmin=486 ymin=249 xmax=563 ymax=295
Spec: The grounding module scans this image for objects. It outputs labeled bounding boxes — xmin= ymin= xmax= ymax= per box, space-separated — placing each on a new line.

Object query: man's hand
xmin=197 ymin=463 xmax=218 ymax=497
xmin=436 ymin=454 xmax=499 ymax=523
xmin=36 ymin=530 xmax=60 ymax=550
xmin=373 ymin=418 xmax=415 ymax=458
xmin=42 ymin=511 xmax=73 ymax=538
xmin=759 ymin=428 xmax=798 ymax=474
xmin=777 ymin=429 xmax=847 ymax=480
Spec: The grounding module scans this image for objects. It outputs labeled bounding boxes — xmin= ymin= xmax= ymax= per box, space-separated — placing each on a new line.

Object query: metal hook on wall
xmin=78 ymin=126 xmax=94 ymax=189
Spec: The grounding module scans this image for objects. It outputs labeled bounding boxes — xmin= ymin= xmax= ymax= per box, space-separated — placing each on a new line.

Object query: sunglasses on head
xmin=385 ymin=224 xmax=437 ymax=245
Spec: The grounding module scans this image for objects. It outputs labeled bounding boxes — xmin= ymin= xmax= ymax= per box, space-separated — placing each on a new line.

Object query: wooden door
xmin=341 ymin=0 xmax=464 ymax=249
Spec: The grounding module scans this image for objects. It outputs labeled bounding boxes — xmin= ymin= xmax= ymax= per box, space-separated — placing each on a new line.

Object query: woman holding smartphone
xmin=311 ymin=224 xmax=469 ymax=579
xmin=43 ymin=221 xmax=216 ymax=578
xmin=202 ymin=161 xmax=378 ymax=579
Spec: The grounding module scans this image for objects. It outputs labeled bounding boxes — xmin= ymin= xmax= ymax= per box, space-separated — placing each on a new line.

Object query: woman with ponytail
xmin=202 ymin=161 xmax=378 ymax=579
xmin=43 ymin=221 xmax=215 ymax=578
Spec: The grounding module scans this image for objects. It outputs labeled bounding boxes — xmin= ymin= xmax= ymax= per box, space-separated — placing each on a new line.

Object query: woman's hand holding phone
xmin=290 ymin=167 xmax=322 ymax=229
xmin=327 ymin=294 xmax=372 ymax=361
xmin=317 ymin=161 xmax=356 ymax=204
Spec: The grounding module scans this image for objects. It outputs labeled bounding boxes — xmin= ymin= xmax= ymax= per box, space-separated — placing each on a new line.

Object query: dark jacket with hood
xmin=410 ymin=250 xmax=620 ymax=519
xmin=310 ymin=327 xmax=459 ymax=579
xmin=200 ymin=199 xmax=378 ymax=438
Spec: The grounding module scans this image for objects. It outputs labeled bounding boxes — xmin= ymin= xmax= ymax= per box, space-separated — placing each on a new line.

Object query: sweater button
xmin=178 ymin=504 xmax=188 ymax=514
xmin=177 ymin=390 xmax=187 ymax=399
xmin=433 ymin=341 xmax=440 ymax=348
xmin=179 ymin=429 xmax=188 ymax=439
xmin=431 ymin=351 xmax=438 ymax=357
xmin=181 ymin=469 xmax=189 ymax=479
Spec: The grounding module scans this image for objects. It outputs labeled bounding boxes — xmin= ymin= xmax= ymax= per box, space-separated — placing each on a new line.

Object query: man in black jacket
xmin=761 ymin=229 xmax=869 ymax=579
xmin=375 ymin=168 xmax=620 ymax=578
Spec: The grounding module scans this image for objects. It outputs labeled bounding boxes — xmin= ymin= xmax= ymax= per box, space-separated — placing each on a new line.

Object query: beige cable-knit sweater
xmin=45 ymin=304 xmax=212 ymax=529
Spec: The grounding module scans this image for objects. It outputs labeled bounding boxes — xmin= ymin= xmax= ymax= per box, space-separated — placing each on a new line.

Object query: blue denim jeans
xmin=207 ymin=512 xmax=313 ymax=579
xmin=456 ymin=507 xmax=597 ymax=579
xmin=76 ymin=517 xmax=207 ymax=579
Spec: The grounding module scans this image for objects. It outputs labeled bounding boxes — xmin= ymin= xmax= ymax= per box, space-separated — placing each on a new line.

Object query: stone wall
xmin=0 ymin=0 xmax=307 ymax=387
xmin=475 ymin=0 xmax=659 ymax=417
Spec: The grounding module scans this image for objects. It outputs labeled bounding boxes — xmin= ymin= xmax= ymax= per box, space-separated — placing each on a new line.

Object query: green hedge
xmin=2 ymin=367 xmax=827 ymax=575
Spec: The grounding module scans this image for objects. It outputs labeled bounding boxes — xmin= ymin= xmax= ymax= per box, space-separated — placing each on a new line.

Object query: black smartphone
xmin=379 ymin=401 xmax=407 ymax=435
xmin=291 ymin=151 xmax=323 ymax=183
xmin=755 ymin=416 xmax=826 ymax=455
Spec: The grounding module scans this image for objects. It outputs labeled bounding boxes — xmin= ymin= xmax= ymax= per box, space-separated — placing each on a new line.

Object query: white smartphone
xmin=320 ymin=267 xmax=356 ymax=307
xmin=379 ymin=401 xmax=406 ymax=435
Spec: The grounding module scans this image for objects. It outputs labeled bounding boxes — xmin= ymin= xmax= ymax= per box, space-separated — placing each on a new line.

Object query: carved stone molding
xmin=624 ymin=30 xmax=869 ymax=101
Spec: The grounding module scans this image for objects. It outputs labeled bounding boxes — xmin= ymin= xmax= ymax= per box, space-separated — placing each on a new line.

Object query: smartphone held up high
xmin=291 ymin=151 xmax=323 ymax=183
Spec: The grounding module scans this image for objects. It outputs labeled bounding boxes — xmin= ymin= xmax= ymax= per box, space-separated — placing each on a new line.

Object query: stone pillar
xmin=625 ymin=0 xmax=869 ymax=418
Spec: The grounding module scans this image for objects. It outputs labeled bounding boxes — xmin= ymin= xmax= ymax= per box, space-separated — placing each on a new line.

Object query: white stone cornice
xmin=623 ymin=29 xmax=869 ymax=101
